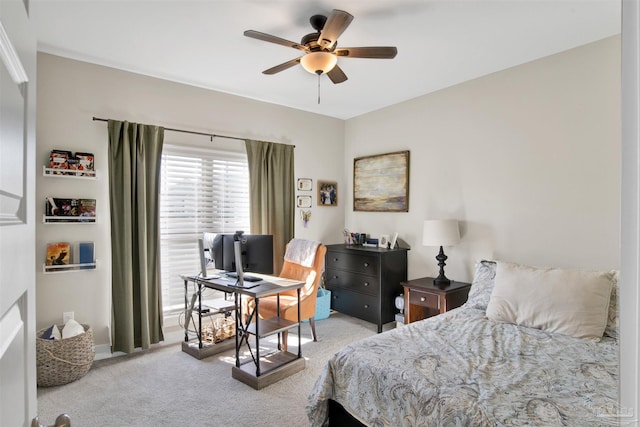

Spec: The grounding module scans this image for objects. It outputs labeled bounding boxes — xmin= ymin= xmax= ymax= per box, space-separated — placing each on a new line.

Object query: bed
xmin=307 ymin=260 xmax=619 ymax=427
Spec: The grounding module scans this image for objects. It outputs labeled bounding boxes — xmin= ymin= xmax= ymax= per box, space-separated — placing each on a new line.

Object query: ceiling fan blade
xmin=327 ymin=65 xmax=348 ymax=84
xmin=262 ymin=57 xmax=302 ymax=75
xmin=244 ymin=30 xmax=308 ymax=52
xmin=335 ymin=47 xmax=398 ymax=59
xmin=318 ymin=9 xmax=354 ymax=50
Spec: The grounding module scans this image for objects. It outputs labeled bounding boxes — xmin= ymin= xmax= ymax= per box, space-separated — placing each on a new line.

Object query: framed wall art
xmin=318 ymin=181 xmax=338 ymax=206
xmin=297 ymin=178 xmax=312 ymax=191
xmin=297 ymin=195 xmax=312 ymax=208
xmin=353 ymin=150 xmax=409 ymax=212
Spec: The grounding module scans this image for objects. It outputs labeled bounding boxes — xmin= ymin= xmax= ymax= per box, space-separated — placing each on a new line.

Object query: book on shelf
xmin=74 ymin=152 xmax=95 ymax=176
xmin=48 ymin=150 xmax=72 ymax=175
xmin=45 ymin=197 xmax=96 ymax=221
xmin=46 ymin=242 xmax=71 ymax=267
xmin=75 ymin=242 xmax=95 ymax=269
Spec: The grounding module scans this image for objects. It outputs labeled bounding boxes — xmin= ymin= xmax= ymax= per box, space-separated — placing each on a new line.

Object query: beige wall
xmin=36 ymin=35 xmax=620 ymax=350
xmin=36 ymin=53 xmax=345 ymax=348
xmin=344 ymin=36 xmax=621 ymax=283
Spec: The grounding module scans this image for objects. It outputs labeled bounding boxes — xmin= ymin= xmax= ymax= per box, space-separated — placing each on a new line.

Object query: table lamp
xmin=422 ymin=219 xmax=460 ymax=287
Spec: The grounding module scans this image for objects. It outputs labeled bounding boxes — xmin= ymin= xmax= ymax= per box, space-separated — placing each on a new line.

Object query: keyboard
xmin=225 ymin=272 xmax=262 ymax=282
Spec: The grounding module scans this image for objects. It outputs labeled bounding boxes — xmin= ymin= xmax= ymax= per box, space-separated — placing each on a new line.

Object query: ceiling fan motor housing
xmin=309 ymin=14 xmax=327 ymax=31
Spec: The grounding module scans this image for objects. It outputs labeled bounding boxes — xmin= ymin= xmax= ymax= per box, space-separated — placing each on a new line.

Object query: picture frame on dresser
xmin=390 ymin=232 xmax=399 ymax=249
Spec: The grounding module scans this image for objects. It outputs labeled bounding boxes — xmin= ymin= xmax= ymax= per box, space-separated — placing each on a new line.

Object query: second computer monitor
xmin=203 ymin=232 xmax=224 ymax=269
xmin=222 ymin=234 xmax=274 ymax=275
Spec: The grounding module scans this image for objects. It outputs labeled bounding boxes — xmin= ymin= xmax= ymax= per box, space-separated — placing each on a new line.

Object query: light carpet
xmin=36 ymin=312 xmax=384 ymax=427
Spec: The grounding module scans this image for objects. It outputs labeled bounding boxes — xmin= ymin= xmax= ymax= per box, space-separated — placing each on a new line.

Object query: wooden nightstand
xmin=401 ymin=278 xmax=471 ymax=324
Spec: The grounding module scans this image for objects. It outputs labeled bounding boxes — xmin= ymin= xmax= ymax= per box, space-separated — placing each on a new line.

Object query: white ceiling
xmin=31 ymin=0 xmax=621 ymax=120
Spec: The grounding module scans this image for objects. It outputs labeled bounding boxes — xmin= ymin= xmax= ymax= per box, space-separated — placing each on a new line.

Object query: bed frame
xmin=328 ymin=399 xmax=366 ymax=427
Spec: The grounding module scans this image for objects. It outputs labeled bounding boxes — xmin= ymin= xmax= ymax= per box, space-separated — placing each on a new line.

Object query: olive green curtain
xmin=245 ymin=140 xmax=295 ymax=274
xmin=107 ymin=120 xmax=164 ymax=354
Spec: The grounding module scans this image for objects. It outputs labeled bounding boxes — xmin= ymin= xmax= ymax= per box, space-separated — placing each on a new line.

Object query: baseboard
xmin=94 ymin=343 xmax=114 ymax=360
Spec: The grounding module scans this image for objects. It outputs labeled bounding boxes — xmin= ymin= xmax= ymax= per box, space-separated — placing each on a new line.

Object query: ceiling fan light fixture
xmin=300 ymin=51 xmax=337 ymax=75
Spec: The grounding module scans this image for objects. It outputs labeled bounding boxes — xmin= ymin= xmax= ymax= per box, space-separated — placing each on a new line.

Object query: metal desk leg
xmin=276 ymin=293 xmax=281 ymax=350
xmin=235 ymin=292 xmax=240 ymax=368
xmin=184 ymin=278 xmax=189 ymax=343
xmin=297 ymin=288 xmax=302 ymax=358
xmin=255 ymin=297 xmax=261 ymax=376
xmin=198 ymin=282 xmax=203 ymax=349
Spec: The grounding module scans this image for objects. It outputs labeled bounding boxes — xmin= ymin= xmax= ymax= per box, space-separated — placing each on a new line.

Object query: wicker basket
xmin=202 ymin=317 xmax=236 ymax=344
xmin=36 ymin=324 xmax=94 ymax=387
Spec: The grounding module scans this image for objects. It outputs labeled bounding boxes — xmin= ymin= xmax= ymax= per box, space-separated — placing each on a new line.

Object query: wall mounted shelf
xmin=43 ymin=262 xmax=97 ymax=273
xmin=43 ymin=215 xmax=96 ymax=224
xmin=43 ymin=166 xmax=97 ymax=179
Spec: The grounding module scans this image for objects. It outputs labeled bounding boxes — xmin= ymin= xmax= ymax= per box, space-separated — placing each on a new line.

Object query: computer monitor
xmin=221 ymin=233 xmax=274 ymax=275
xmin=202 ymin=232 xmax=224 ymax=270
xmin=197 ymin=238 xmax=217 ymax=279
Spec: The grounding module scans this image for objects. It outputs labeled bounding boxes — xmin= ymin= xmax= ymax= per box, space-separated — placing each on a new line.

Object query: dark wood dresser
xmin=324 ymin=244 xmax=408 ymax=332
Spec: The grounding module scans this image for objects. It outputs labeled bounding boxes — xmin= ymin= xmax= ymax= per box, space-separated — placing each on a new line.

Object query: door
xmin=0 ymin=0 xmax=37 ymax=426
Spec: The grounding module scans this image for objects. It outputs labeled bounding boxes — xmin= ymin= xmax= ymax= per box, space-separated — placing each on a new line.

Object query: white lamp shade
xmin=300 ymin=52 xmax=338 ymax=75
xmin=422 ymin=219 xmax=460 ymax=246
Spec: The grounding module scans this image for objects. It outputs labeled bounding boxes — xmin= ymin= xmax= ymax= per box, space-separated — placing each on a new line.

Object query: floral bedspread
xmin=306 ymin=307 xmax=618 ymax=427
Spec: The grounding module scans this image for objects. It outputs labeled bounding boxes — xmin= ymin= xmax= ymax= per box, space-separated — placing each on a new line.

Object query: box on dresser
xmin=324 ymin=244 xmax=408 ymax=332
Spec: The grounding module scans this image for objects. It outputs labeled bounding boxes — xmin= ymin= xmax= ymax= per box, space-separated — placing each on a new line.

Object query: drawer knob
xmin=363 ymin=282 xmax=369 ymax=287
xmin=333 ymin=275 xmax=338 ymax=279
xmin=420 ymin=297 xmax=426 ymax=302
xmin=333 ymin=258 xmax=339 ymax=262
xmin=363 ymin=262 xmax=369 ymax=267
xmin=364 ymin=304 xmax=369 ymax=309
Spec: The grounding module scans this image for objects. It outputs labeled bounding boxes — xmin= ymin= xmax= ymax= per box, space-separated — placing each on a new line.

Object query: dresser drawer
xmin=409 ymin=289 xmax=439 ymax=309
xmin=325 ymin=268 xmax=378 ymax=296
xmin=325 ymin=252 xmax=379 ymax=276
xmin=330 ymin=288 xmax=378 ymax=324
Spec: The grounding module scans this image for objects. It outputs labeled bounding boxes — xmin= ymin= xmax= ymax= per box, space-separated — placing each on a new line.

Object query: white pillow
xmin=52 ymin=324 xmax=62 ymax=340
xmin=464 ymin=260 xmax=497 ymax=311
xmin=486 ymin=261 xmax=615 ymax=341
xmin=41 ymin=324 xmax=61 ymax=340
xmin=62 ymin=319 xmax=85 ymax=339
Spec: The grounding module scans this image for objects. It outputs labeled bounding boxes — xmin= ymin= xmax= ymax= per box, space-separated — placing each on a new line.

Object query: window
xmin=160 ymin=143 xmax=250 ymax=316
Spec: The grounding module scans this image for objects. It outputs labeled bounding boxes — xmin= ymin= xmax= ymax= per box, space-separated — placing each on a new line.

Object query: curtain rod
xmin=92 ymin=116 xmax=247 ymax=142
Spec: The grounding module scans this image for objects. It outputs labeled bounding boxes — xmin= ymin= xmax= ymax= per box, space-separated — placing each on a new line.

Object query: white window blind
xmin=160 ymin=143 xmax=250 ymax=315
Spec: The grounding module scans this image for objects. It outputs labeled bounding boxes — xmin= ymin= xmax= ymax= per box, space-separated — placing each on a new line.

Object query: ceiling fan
xmin=244 ymin=9 xmax=398 ymax=84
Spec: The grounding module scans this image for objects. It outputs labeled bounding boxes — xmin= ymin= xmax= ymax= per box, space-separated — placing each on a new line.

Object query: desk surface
xmin=182 ymin=270 xmax=305 ymax=298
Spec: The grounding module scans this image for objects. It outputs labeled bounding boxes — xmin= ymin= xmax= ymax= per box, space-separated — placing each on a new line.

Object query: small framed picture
xmin=297 ymin=195 xmax=312 ymax=208
xmin=318 ymin=181 xmax=338 ymax=206
xmin=390 ymin=232 xmax=399 ymax=249
xmin=379 ymin=234 xmax=390 ymax=248
xmin=297 ymin=178 xmax=312 ymax=191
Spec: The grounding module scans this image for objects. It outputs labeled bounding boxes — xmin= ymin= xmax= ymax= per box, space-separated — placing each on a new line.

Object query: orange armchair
xmin=254 ymin=242 xmax=327 ymax=350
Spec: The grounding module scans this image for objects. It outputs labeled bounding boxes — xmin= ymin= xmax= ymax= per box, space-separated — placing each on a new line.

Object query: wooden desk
xmin=182 ymin=272 xmax=306 ymax=389
xmin=401 ymin=277 xmax=471 ymax=324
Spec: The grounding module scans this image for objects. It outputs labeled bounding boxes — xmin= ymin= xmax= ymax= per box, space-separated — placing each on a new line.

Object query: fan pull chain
xmin=317 ymin=73 xmax=321 ymax=104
